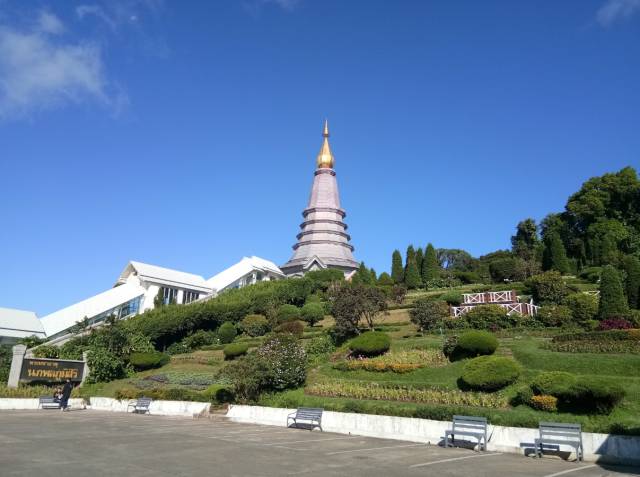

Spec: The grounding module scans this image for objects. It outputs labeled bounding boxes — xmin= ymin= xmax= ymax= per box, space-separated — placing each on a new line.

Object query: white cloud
xmin=597 ymin=0 xmax=640 ymax=27
xmin=37 ymin=11 xmax=65 ymax=35
xmin=76 ymin=5 xmax=117 ymax=30
xmin=0 ymin=12 xmax=125 ymax=120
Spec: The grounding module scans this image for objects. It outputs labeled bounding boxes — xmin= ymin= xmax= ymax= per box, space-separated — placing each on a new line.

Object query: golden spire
xmin=316 ymin=119 xmax=335 ymax=169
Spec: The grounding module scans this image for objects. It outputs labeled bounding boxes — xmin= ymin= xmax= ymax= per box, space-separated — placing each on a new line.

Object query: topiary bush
xmin=525 ymin=271 xmax=568 ymax=305
xmin=274 ymin=320 xmax=304 ymax=338
xmin=223 ymin=343 xmax=249 ymax=360
xmin=566 ymin=293 xmax=598 ymax=325
xmin=240 ymin=314 xmax=270 ymax=337
xmin=460 ymin=356 xmax=521 ymax=392
xmin=348 ymin=331 xmax=391 ymax=357
xmin=218 ymin=322 xmax=237 ymax=344
xmin=531 ymin=371 xmax=577 ymax=396
xmin=277 ymin=304 xmax=301 ymax=323
xmin=203 ymin=384 xmax=235 ymax=403
xmin=300 ymin=302 xmax=325 ymax=327
xmin=456 ymin=330 xmax=498 ymax=358
xmin=129 ymin=351 xmax=170 ymax=371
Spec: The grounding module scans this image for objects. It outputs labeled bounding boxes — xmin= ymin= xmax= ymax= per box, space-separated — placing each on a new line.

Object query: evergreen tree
xmin=511 ymin=218 xmax=539 ymax=261
xmin=153 ymin=287 xmax=165 ymax=308
xmin=600 ymin=233 xmax=619 ymax=266
xmin=598 ymin=265 xmax=629 ymax=319
xmin=404 ymin=245 xmax=421 ymax=289
xmin=422 ymin=243 xmax=440 ymax=283
xmin=623 ymin=255 xmax=640 ymax=309
xmin=352 ymin=262 xmax=373 ymax=285
xmin=377 ymin=272 xmax=394 ymax=286
xmin=542 ymin=232 xmax=570 ymax=274
xmin=391 ymin=250 xmax=404 ymax=284
xmin=370 ymin=268 xmax=377 ymax=284
xmin=415 ymin=248 xmax=424 ymax=276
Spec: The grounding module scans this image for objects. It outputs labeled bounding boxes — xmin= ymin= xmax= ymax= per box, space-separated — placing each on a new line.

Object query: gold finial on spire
xmin=316 ymin=119 xmax=334 ymax=169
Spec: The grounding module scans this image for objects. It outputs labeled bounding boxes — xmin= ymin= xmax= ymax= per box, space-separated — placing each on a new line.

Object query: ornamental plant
xmin=129 ymin=351 xmax=170 ymax=371
xmin=240 ymin=314 xmax=270 ymax=337
xmin=218 ymin=322 xmax=237 ymax=344
xmin=277 ymin=304 xmax=301 ymax=323
xmin=530 ymin=395 xmax=558 ymax=412
xmin=456 ymin=330 xmax=498 ymax=358
xmin=598 ymin=266 xmax=629 ymax=319
xmin=256 ymin=334 xmax=307 ymax=391
xmin=460 ymin=356 xmax=521 ymax=392
xmin=348 ymin=331 xmax=391 ymax=357
xmin=223 ymin=343 xmax=249 ymax=360
xmin=300 ymin=302 xmax=325 ymax=327
xmin=410 ymin=299 xmax=449 ymax=332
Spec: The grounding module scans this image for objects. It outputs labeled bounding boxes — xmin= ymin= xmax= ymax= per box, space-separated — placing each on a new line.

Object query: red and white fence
xmin=451 ymin=301 xmax=539 ymax=317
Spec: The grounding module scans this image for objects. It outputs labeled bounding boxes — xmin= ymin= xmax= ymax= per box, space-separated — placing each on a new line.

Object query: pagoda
xmin=281 ymin=121 xmax=359 ymax=276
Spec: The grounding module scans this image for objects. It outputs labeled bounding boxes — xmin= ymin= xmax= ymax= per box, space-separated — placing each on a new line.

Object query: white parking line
xmin=543 ymin=465 xmax=597 ymax=477
xmin=409 ymin=452 xmax=503 ymax=468
xmin=327 ymin=443 xmax=425 ymax=455
xmin=264 ymin=436 xmax=356 ymax=446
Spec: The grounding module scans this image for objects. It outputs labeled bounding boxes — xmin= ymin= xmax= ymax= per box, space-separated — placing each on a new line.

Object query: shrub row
xmin=305 ymin=381 xmax=508 ymax=408
xmin=334 ymin=349 xmax=447 ymax=373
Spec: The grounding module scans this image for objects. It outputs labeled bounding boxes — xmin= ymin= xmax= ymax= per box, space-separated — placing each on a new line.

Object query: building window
xmin=183 ymin=290 xmax=199 ymax=304
xmin=163 ymin=287 xmax=178 ymax=305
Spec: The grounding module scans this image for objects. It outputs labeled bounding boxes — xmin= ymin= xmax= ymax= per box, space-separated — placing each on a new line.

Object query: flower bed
xmin=305 ymin=381 xmax=508 ymax=408
xmin=333 ymin=349 xmax=447 ymax=373
xmin=547 ymin=329 xmax=640 ymax=353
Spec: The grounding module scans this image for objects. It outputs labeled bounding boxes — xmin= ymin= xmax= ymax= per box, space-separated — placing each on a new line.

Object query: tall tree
xmin=422 ymin=243 xmax=440 ymax=283
xmin=377 ymin=272 xmax=394 ymax=286
xmin=542 ymin=232 xmax=570 ymax=274
xmin=623 ymin=255 xmax=640 ymax=309
xmin=511 ymin=218 xmax=539 ymax=261
xmin=598 ymin=265 xmax=629 ymax=319
xmin=415 ymin=247 xmax=424 ymax=276
xmin=352 ymin=262 xmax=373 ymax=286
xmin=391 ymin=250 xmax=404 ymax=284
xmin=404 ymin=245 xmax=421 ymax=289
xmin=153 ymin=288 xmax=165 ymax=308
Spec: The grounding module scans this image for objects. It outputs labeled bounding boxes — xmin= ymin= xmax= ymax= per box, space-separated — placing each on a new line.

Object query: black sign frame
xmin=20 ymin=358 xmax=84 ymax=383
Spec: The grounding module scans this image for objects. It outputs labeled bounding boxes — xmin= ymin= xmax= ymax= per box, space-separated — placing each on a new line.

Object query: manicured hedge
xmin=203 ymin=384 xmax=235 ymax=403
xmin=129 ymin=352 xmax=170 ymax=371
xmin=456 ymin=331 xmax=498 ymax=358
xmin=460 ymin=356 xmax=521 ymax=392
xmin=218 ymin=322 xmax=237 ymax=344
xmin=530 ymin=371 xmax=577 ymax=396
xmin=240 ymin=314 xmax=270 ymax=337
xmin=223 ymin=343 xmax=249 ymax=360
xmin=348 ymin=331 xmax=391 ymax=357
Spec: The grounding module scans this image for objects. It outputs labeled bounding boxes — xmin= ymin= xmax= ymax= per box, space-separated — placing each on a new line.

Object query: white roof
xmin=39 ymin=282 xmax=146 ymax=337
xmin=206 ymin=256 xmax=284 ymax=292
xmin=0 ymin=307 xmax=45 ymax=338
xmin=117 ymin=261 xmax=212 ymax=293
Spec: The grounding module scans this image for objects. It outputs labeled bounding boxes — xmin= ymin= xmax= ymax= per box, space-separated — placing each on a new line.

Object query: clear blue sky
xmin=1 ymin=0 xmax=639 ymax=316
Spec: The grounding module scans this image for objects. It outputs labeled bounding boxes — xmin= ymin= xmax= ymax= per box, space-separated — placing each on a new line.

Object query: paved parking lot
xmin=0 ymin=410 xmax=638 ymax=476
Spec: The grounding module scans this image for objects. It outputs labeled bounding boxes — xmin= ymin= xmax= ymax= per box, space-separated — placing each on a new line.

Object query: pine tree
xmin=415 ymin=248 xmax=424 ymax=276
xmin=404 ymin=245 xmax=421 ymax=289
xmin=623 ymin=255 xmax=640 ymax=309
xmin=542 ymin=232 xmax=570 ymax=274
xmin=422 ymin=243 xmax=440 ymax=283
xmin=600 ymin=234 xmax=619 ymax=266
xmin=352 ymin=262 xmax=373 ymax=285
xmin=598 ymin=265 xmax=629 ymax=319
xmin=391 ymin=250 xmax=404 ymax=284
xmin=370 ymin=268 xmax=377 ymax=285
xmin=377 ymin=272 xmax=394 ymax=286
xmin=153 ymin=287 xmax=165 ymax=308
xmin=511 ymin=218 xmax=539 ymax=261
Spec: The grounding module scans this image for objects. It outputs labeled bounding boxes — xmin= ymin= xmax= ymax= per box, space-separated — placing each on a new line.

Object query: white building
xmin=0 ymin=308 xmax=46 ymax=345
xmin=0 ymin=256 xmax=285 ymax=345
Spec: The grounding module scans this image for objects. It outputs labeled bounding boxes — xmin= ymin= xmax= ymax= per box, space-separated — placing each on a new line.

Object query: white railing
xmin=488 ymin=290 xmax=515 ymax=303
xmin=462 ymin=293 xmax=486 ymax=304
xmin=451 ymin=301 xmax=539 ymax=317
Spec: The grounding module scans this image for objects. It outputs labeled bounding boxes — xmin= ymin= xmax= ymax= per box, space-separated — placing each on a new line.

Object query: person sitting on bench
xmin=60 ymin=379 xmax=73 ymax=412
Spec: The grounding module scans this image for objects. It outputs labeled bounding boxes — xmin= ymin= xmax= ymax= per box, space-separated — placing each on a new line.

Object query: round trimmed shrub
xmin=223 ymin=343 xmax=249 ymax=360
xmin=203 ymin=384 xmax=235 ymax=403
xmin=218 ymin=322 xmax=237 ymax=344
xmin=277 ymin=304 xmax=301 ymax=323
xmin=274 ymin=320 xmax=304 ymax=338
xmin=460 ymin=356 xmax=521 ymax=391
xmin=129 ymin=351 xmax=170 ymax=371
xmin=457 ymin=331 xmax=498 ymax=358
xmin=348 ymin=331 xmax=391 ymax=357
xmin=531 ymin=371 xmax=577 ymax=396
xmin=300 ymin=302 xmax=325 ymax=327
xmin=241 ymin=314 xmax=270 ymax=337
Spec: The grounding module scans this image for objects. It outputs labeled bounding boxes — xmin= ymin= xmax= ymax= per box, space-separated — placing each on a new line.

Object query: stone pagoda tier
xmin=281 ymin=121 xmax=359 ymax=276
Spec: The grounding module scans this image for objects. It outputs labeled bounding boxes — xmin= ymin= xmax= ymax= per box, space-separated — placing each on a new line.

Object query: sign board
xmin=19 ymin=358 xmax=84 ymax=383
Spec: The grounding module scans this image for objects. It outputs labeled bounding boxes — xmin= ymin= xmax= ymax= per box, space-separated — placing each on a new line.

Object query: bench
xmin=535 ymin=422 xmax=583 ymax=462
xmin=38 ymin=397 xmax=61 ymax=410
xmin=444 ymin=415 xmax=488 ymax=451
xmin=287 ymin=407 xmax=323 ymax=431
xmin=127 ymin=397 xmax=152 ymax=414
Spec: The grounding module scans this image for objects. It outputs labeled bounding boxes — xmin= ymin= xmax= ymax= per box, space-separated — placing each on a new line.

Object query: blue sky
xmin=1 ymin=0 xmax=639 ymax=316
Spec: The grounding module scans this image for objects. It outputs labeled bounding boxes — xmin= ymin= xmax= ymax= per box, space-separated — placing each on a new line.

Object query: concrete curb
xmin=225 ymin=404 xmax=640 ymax=466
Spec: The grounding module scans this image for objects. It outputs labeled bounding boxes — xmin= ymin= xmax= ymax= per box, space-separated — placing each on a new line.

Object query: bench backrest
xmin=39 ymin=397 xmax=56 ymax=403
xmin=136 ymin=397 xmax=152 ymax=407
xmin=452 ymin=415 xmax=487 ymax=433
xmin=539 ymin=422 xmax=582 ymax=441
xmin=295 ymin=407 xmax=323 ymax=420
